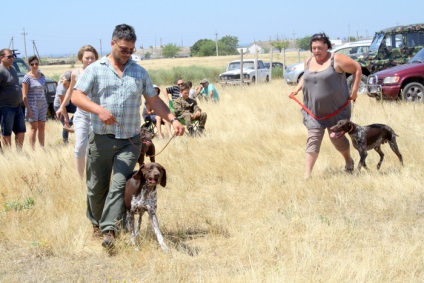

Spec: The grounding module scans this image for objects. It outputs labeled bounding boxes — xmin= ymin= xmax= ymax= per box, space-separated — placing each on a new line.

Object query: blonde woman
xmin=56 ymin=45 xmax=99 ymax=178
xmin=22 ymin=55 xmax=47 ymax=149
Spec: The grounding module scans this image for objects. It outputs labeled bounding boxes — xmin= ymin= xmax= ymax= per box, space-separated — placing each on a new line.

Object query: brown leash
xmin=115 ymin=121 xmax=176 ymax=158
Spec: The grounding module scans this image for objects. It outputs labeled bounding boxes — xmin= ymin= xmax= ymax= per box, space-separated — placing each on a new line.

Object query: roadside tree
xmin=162 ymin=43 xmax=181 ymax=58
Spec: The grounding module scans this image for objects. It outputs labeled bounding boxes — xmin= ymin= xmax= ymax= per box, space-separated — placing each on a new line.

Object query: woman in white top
xmin=56 ymin=45 xmax=99 ymax=178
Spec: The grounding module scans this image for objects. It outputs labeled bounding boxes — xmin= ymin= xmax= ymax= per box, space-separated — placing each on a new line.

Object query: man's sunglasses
xmin=113 ymin=40 xmax=136 ymax=55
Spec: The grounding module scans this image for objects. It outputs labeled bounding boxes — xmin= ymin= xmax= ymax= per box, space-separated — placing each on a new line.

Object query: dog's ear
xmin=133 ymin=164 xmax=145 ymax=181
xmin=158 ymin=164 xmax=167 ymax=187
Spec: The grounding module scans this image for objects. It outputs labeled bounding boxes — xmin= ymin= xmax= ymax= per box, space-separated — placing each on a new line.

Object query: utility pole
xmin=215 ymin=32 xmax=219 ymax=56
xmin=348 ymin=23 xmax=351 ymax=42
xmin=22 ymin=28 xmax=28 ymax=60
xmin=99 ymin=39 xmax=103 ymax=56
xmin=9 ymin=37 xmax=14 ymax=50
xmin=160 ymin=37 xmax=162 ymax=57
xmin=32 ymin=40 xmax=41 ymax=64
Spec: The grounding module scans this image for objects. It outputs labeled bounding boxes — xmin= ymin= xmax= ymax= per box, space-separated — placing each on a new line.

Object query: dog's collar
xmin=347 ymin=123 xmax=355 ymax=134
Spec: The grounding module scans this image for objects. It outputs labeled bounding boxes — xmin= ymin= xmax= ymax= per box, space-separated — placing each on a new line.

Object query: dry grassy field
xmin=1 ymin=54 xmax=424 ymax=282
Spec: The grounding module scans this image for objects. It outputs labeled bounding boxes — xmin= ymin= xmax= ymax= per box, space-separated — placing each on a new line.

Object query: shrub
xmin=149 ymin=65 xmax=222 ymax=85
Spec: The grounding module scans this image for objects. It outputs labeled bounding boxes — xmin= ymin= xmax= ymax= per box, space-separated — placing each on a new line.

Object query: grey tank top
xmin=301 ymin=54 xmax=351 ymax=129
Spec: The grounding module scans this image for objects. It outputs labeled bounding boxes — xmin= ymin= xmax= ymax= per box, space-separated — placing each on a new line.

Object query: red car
xmin=367 ymin=48 xmax=424 ymax=102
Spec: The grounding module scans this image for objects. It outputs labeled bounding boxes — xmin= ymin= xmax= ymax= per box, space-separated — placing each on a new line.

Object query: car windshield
xmin=12 ymin=59 xmax=30 ymax=76
xmin=243 ymin=62 xmax=255 ymax=69
xmin=408 ymin=48 xmax=424 ymax=63
xmin=228 ymin=62 xmax=240 ymax=70
xmin=369 ymin=33 xmax=385 ymax=53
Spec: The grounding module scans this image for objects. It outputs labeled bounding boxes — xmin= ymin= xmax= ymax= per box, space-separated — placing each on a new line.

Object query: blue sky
xmin=1 ymin=0 xmax=423 ymax=57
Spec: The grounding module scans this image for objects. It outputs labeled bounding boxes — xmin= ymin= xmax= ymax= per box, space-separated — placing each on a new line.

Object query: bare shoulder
xmin=334 ymin=53 xmax=358 ymax=72
xmin=71 ymin=69 xmax=79 ymax=76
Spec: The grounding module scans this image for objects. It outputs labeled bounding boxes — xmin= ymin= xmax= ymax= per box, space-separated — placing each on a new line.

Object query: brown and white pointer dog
xmin=124 ymin=162 xmax=168 ymax=251
xmin=138 ymin=127 xmax=155 ymax=166
xmin=330 ymin=119 xmax=403 ymax=171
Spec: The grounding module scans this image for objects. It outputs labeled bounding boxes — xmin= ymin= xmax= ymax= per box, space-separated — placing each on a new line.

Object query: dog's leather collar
xmin=347 ymin=123 xmax=355 ymax=134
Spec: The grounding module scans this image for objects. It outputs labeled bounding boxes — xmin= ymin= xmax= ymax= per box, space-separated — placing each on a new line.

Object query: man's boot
xmin=198 ymin=126 xmax=205 ymax=135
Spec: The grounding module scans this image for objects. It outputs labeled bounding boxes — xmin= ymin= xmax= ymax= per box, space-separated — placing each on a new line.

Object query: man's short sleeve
xmin=74 ymin=64 xmax=95 ymax=95
xmin=143 ymin=75 xmax=156 ymax=98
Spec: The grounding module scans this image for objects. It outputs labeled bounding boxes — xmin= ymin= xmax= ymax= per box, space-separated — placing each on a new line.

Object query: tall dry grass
xmin=1 ymin=61 xmax=424 ymax=282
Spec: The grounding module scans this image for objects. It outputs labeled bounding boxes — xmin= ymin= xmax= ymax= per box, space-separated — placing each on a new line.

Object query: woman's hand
xmin=289 ymin=89 xmax=300 ymax=97
xmin=26 ymin=108 xmax=33 ymax=119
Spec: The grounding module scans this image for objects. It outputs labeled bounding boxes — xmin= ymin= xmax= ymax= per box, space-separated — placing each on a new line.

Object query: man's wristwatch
xmin=170 ymin=117 xmax=178 ymax=124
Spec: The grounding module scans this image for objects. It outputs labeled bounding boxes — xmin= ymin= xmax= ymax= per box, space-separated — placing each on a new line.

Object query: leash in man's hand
xmin=115 ymin=121 xmax=177 ymax=158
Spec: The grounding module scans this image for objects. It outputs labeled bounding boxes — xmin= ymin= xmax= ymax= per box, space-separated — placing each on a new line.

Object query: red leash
xmin=289 ymin=94 xmax=351 ymax=121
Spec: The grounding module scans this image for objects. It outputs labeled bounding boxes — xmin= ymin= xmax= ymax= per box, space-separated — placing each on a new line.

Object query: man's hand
xmin=97 ymin=108 xmax=116 ymax=125
xmin=171 ymin=120 xmax=185 ymax=136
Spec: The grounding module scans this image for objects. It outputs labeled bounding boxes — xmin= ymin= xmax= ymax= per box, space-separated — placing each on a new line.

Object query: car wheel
xmin=402 ymin=82 xmax=424 ymax=102
xmin=347 ymin=74 xmax=368 ymax=94
xmin=248 ymin=77 xmax=255 ymax=85
xmin=265 ymin=75 xmax=269 ymax=83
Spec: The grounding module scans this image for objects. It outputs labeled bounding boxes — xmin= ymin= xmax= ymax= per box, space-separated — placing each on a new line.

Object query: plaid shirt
xmin=75 ymin=56 xmax=156 ymax=138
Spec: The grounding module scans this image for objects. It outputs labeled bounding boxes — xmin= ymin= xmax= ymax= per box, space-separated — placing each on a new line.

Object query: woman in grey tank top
xmin=289 ymin=33 xmax=362 ymax=179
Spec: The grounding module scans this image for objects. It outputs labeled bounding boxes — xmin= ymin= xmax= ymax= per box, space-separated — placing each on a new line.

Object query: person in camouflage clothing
xmin=173 ymin=82 xmax=207 ymax=136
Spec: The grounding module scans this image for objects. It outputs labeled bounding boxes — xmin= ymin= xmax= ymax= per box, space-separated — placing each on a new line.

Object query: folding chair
xmin=168 ymin=100 xmax=200 ymax=134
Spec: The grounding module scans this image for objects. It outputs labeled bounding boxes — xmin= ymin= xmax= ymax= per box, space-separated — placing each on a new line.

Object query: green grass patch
xmin=148 ymin=65 xmax=222 ymax=85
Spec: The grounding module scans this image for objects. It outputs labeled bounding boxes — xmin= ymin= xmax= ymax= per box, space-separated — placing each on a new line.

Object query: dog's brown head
xmin=140 ymin=127 xmax=154 ymax=145
xmin=132 ymin=162 xmax=166 ymax=187
xmin=330 ymin=119 xmax=355 ymax=139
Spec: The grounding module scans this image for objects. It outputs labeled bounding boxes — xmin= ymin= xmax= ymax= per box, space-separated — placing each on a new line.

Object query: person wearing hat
xmin=196 ymin=79 xmax=219 ymax=102
xmin=54 ymin=71 xmax=77 ymax=144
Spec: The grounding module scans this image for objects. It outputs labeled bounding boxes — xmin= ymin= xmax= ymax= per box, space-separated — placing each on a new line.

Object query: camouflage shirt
xmin=173 ymin=97 xmax=201 ymax=117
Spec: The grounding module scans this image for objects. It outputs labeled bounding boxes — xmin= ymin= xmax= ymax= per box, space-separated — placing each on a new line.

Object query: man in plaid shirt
xmin=73 ymin=24 xmax=184 ymax=249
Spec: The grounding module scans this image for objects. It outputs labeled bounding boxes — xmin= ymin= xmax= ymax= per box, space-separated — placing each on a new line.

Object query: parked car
xmin=283 ymin=62 xmax=304 ymax=85
xmin=366 ymin=47 xmax=424 ymax=102
xmin=283 ymin=40 xmax=372 ymax=86
xmin=219 ymin=59 xmax=270 ymax=85
xmin=352 ymin=23 xmax=424 ymax=93
xmin=12 ymin=51 xmax=58 ymax=119
xmin=264 ymin=62 xmax=285 ymax=69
